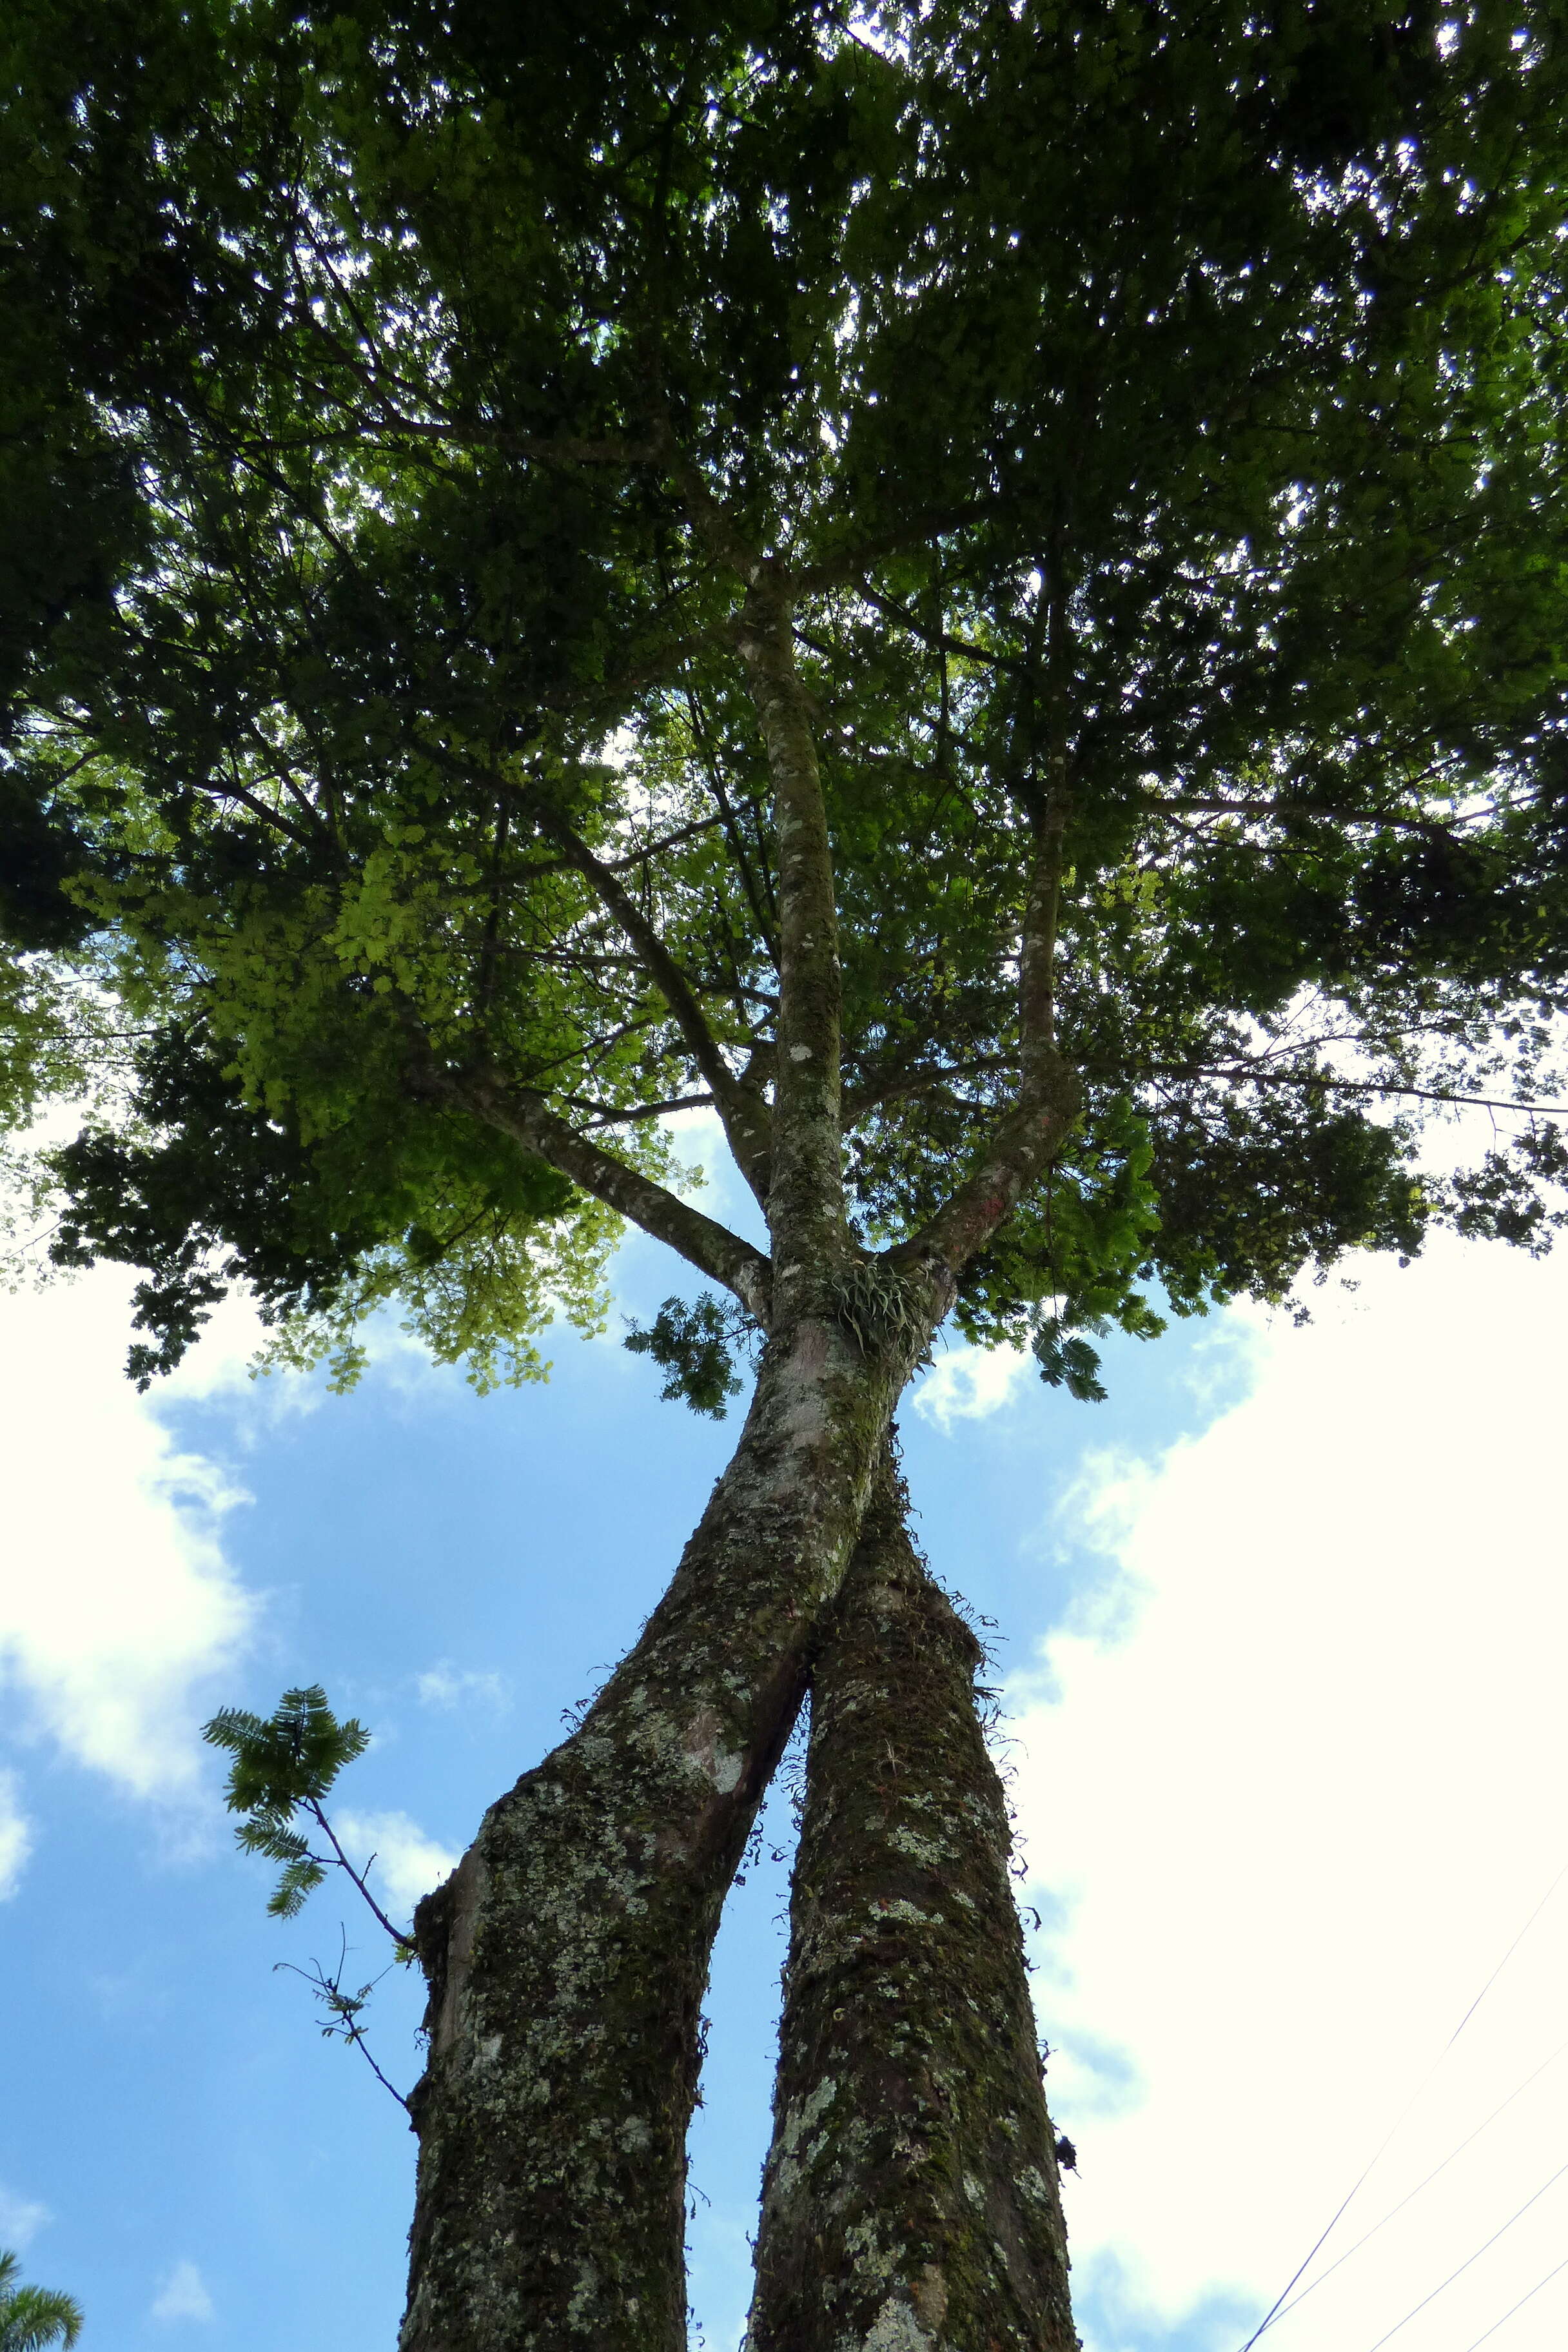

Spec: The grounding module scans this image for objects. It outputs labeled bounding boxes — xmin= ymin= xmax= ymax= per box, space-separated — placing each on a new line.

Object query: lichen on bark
xmin=399 ymin=1317 xmax=925 ymax=2352
xmin=747 ymin=1452 xmax=1076 ymax=2351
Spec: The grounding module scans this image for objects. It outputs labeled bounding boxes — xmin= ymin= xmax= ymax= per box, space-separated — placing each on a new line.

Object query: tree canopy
xmin=5 ymin=0 xmax=1567 ymax=1396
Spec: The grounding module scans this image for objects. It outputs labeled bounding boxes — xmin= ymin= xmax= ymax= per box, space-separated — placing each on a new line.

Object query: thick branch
xmin=894 ymin=780 xmax=1079 ymax=1279
xmin=736 ymin=577 xmax=848 ymax=1293
xmin=892 ymin=1060 xmax=1081 ymax=1282
xmin=654 ymin=420 xmax=763 ymax=582
xmin=416 ymin=1059 xmax=772 ymax=1324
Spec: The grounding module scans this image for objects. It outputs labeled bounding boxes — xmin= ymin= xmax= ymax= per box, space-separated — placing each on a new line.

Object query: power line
xmin=1443 ymin=1862 xmax=1568 ymax=2048
xmin=1235 ymin=1854 xmax=1568 ymax=2352
xmin=1359 ymin=2156 xmax=1568 ymax=2352
xmin=1456 ymin=2252 xmax=1568 ymax=2352
xmin=1266 ymin=2040 xmax=1568 ymax=2328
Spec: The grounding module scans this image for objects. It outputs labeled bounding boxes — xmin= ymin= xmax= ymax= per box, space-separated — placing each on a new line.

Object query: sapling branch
xmin=301 ymin=1799 xmax=413 ymax=1954
xmin=1162 ymin=1061 xmax=1568 ymax=1116
xmin=203 ymin=1685 xmax=413 ymax=1950
xmin=277 ymin=1932 xmax=414 ymax=2115
xmin=205 ymin=1689 xmax=422 ymax=2110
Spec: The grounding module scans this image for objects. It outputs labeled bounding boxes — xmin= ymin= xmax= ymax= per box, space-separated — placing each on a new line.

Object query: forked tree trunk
xmin=747 ymin=1456 xmax=1077 ymax=2352
xmin=400 ymin=1313 xmax=913 ymax=2352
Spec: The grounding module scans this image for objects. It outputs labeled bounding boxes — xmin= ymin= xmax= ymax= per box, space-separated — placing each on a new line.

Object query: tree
xmin=0 ymin=2253 xmax=83 ymax=2352
xmin=4 ymin=2 xmax=1567 ymax=2344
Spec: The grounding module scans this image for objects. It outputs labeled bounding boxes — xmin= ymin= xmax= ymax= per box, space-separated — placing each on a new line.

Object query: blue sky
xmin=2 ymin=1129 xmax=1566 ymax=2352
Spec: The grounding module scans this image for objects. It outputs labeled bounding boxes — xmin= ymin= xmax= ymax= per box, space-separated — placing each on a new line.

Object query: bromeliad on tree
xmin=5 ymin=4 xmax=1568 ymax=2346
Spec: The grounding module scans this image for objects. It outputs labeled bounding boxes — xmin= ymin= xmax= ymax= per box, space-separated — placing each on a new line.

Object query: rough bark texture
xmin=399 ymin=1316 xmax=916 ymax=2352
xmin=747 ymin=1463 xmax=1076 ymax=2352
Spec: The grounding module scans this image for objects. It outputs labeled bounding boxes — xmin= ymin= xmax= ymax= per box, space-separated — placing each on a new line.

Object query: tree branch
xmin=569 ymin=1090 xmax=718 ymax=1126
xmin=305 ymin=1799 xmax=410 ymax=1950
xmin=653 ymin=420 xmax=763 ymax=582
xmin=421 ymin=725 xmax=776 ymax=1191
xmin=842 ymin=1055 xmax=1011 ymax=1125
xmin=736 ymin=575 xmax=848 ymax=1294
xmin=1143 ymin=792 xmax=1483 ymax=845
xmin=841 ymin=583 xmax=1020 ymax=673
xmin=1159 ymin=1063 xmax=1568 ymax=1117
xmin=892 ymin=754 xmax=1079 ymax=1279
xmin=525 ymin=796 xmax=773 ymax=1203
xmin=890 ymin=1059 xmax=1081 ymax=1284
xmin=413 ymin=1054 xmax=772 ymax=1323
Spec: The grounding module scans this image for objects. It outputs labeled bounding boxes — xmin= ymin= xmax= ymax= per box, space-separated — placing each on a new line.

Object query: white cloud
xmin=335 ymin=1809 xmax=458 ymax=1918
xmin=914 ymin=1339 xmax=1031 ymax=1430
xmin=415 ymin=1663 xmax=507 ymax=1711
xmin=0 ymin=2184 xmax=50 ymax=2250
xmin=1010 ymin=1238 xmax=1568 ymax=2351
xmin=0 ymin=1772 xmax=32 ymax=1899
xmin=150 ymin=2260 xmax=215 ymax=2323
xmin=0 ymin=1267 xmax=264 ymax=1803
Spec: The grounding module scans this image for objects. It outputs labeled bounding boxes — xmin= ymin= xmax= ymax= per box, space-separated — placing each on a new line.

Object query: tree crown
xmin=5 ymin=0 xmax=1567 ymax=1398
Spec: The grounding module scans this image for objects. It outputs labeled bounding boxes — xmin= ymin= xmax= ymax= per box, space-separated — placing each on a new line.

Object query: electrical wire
xmin=1235 ymin=1854 xmax=1568 ymax=2352
xmin=1455 ymin=2251 xmax=1568 ymax=2351
xmin=1358 ymin=2155 xmax=1568 ymax=2352
xmin=1264 ymin=2039 xmax=1568 ymax=2329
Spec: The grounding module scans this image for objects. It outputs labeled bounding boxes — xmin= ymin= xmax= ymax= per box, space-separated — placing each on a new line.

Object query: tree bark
xmin=399 ymin=1314 xmax=916 ymax=2352
xmin=747 ymin=1456 xmax=1077 ymax=2352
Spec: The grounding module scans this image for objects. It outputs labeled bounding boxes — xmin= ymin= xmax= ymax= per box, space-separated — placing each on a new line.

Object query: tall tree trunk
xmin=747 ymin=1454 xmax=1077 ymax=2352
xmin=399 ymin=1313 xmax=913 ymax=2352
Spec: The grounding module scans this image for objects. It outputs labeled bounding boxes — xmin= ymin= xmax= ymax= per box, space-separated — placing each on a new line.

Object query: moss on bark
xmin=747 ymin=1453 xmax=1077 ymax=2351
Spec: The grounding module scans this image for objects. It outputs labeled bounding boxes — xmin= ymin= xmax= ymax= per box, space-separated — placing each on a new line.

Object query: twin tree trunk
xmin=402 ymin=1314 xmax=1075 ymax=2350
xmin=401 ymin=1313 xmax=906 ymax=2351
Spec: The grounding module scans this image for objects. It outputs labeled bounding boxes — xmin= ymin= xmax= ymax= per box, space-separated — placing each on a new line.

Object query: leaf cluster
xmin=204 ymin=1684 xmax=369 ymax=1919
xmin=624 ymin=1290 xmax=755 ymax=1418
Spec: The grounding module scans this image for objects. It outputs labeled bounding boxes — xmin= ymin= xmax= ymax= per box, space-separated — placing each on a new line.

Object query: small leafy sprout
xmin=202 ymin=1684 xmax=411 ymax=1955
xmin=624 ymin=1292 xmax=754 ymax=1416
xmin=204 ymin=1685 xmax=417 ymax=2110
